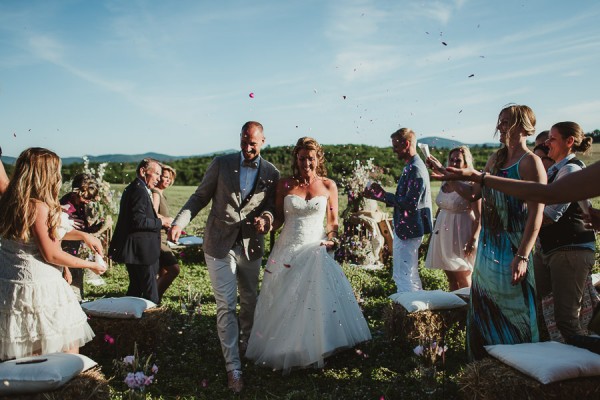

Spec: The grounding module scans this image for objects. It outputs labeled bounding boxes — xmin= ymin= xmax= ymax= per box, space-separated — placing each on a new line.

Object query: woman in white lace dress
xmin=0 ymin=148 xmax=107 ymax=360
xmin=246 ymin=137 xmax=371 ymax=374
xmin=425 ymin=146 xmax=481 ymax=290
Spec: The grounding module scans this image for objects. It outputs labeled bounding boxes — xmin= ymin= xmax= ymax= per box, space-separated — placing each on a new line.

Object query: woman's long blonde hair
xmin=0 ymin=147 xmax=62 ymax=241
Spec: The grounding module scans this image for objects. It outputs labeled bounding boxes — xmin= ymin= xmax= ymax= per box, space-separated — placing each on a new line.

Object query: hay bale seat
xmin=384 ymin=302 xmax=467 ymax=343
xmin=0 ymin=367 xmax=110 ymax=400
xmin=81 ymin=307 xmax=176 ymax=361
xmin=458 ymin=357 xmax=600 ymax=400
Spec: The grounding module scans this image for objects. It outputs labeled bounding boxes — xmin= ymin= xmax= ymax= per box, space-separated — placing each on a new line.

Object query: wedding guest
xmin=0 ymin=146 xmax=8 ymax=195
xmin=0 ymin=147 xmax=106 ymax=360
xmin=533 ymin=143 xmax=554 ymax=171
xmin=109 ymin=158 xmax=164 ymax=304
xmin=425 ymin=146 xmax=481 ymax=291
xmin=535 ymin=130 xmax=550 ymax=147
xmin=427 ymin=104 xmax=545 ymax=360
xmin=168 ymin=121 xmax=279 ymax=393
xmin=365 ymin=128 xmax=432 ymax=292
xmin=151 ymin=164 xmax=180 ymax=300
xmin=60 ymin=173 xmax=101 ymax=301
xmin=534 ymin=122 xmax=596 ymax=341
xmin=246 ymin=137 xmax=371 ymax=374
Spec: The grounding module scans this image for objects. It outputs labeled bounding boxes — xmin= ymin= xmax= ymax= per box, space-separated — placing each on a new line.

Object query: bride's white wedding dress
xmin=246 ymin=194 xmax=371 ymax=373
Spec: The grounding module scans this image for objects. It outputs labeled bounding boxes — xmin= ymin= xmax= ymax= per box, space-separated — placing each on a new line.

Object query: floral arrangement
xmin=413 ymin=338 xmax=447 ymax=367
xmin=114 ymin=343 xmax=158 ymax=399
xmin=180 ymin=284 xmax=202 ymax=318
xmin=81 ymin=156 xmax=120 ymax=226
xmin=340 ymin=158 xmax=383 ymax=218
xmin=336 ymin=233 xmax=377 ymax=266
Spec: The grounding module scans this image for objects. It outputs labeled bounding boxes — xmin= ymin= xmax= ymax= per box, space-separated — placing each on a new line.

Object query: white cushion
xmin=177 ymin=236 xmax=203 ymax=246
xmin=485 ymin=341 xmax=600 ymax=384
xmin=388 ymin=290 xmax=466 ymax=313
xmin=81 ymin=296 xmax=157 ymax=319
xmin=0 ymin=353 xmax=96 ymax=395
xmin=451 ymin=287 xmax=471 ymax=297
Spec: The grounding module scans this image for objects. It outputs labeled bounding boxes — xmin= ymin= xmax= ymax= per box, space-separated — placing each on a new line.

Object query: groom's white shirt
xmin=239 ymin=153 xmax=260 ymax=201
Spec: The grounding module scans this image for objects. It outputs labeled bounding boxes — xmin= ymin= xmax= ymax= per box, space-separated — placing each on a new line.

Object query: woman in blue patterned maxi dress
xmin=427 ymin=104 xmax=546 ymax=360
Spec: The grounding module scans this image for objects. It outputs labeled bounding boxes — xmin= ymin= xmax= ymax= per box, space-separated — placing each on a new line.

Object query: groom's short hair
xmin=241 ymin=121 xmax=263 ymax=135
xmin=391 ymin=127 xmax=416 ymax=147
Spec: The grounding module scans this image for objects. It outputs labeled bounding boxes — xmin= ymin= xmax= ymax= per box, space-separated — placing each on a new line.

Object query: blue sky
xmin=1 ymin=0 xmax=599 ymax=158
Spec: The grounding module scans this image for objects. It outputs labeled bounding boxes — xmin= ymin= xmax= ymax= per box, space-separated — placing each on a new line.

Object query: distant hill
xmin=419 ymin=136 xmax=500 ymax=149
xmin=1 ymin=150 xmax=238 ymax=166
xmin=61 ymin=150 xmax=240 ymax=166
xmin=418 ymin=137 xmax=464 ymax=149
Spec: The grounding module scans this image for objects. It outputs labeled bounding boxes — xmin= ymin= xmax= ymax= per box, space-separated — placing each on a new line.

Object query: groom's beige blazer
xmin=172 ymin=152 xmax=280 ymax=261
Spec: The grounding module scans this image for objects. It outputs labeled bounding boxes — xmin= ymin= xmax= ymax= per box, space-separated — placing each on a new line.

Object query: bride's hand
xmin=321 ymin=237 xmax=340 ymax=251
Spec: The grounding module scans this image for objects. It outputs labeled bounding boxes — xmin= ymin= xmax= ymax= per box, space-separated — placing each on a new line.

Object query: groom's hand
xmin=168 ymin=225 xmax=183 ymax=243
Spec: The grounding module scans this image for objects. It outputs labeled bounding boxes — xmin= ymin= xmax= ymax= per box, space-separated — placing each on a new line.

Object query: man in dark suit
xmin=109 ymin=158 xmax=165 ymax=304
xmin=366 ymin=127 xmax=432 ymax=292
xmin=169 ymin=121 xmax=279 ymax=393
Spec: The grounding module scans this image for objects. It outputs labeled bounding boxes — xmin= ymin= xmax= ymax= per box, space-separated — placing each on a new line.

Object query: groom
xmin=168 ymin=121 xmax=279 ymax=393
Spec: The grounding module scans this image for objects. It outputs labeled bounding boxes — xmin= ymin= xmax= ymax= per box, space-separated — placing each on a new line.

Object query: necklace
xmin=295 ymin=176 xmax=319 ymax=187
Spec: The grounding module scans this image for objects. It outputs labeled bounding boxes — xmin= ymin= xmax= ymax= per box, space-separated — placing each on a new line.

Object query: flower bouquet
xmin=114 ymin=343 xmax=158 ymax=400
xmin=413 ymin=338 xmax=447 ymax=395
xmin=340 ymin=158 xmax=382 ymax=218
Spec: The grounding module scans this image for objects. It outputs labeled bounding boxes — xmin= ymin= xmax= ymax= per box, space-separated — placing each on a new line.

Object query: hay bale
xmin=458 ymin=357 xmax=600 ymax=400
xmin=383 ymin=302 xmax=467 ymax=343
xmin=82 ymin=307 xmax=176 ymax=360
xmin=0 ymin=367 xmax=110 ymax=400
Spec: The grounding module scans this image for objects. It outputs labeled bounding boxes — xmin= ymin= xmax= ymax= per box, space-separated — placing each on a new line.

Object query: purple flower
xmin=124 ymin=372 xmax=138 ymax=389
xmin=151 ymin=364 xmax=159 ymax=374
xmin=123 ymin=355 xmax=135 ymax=365
xmin=413 ymin=345 xmax=424 ymax=356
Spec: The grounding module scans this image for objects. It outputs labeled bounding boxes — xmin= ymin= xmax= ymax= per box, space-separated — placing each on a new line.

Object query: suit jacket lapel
xmin=226 ymin=154 xmax=242 ymax=205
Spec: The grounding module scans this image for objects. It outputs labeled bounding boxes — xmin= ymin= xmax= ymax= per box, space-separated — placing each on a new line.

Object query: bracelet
xmin=480 ymin=171 xmax=487 ymax=187
xmin=515 ymin=254 xmax=528 ymax=262
xmin=326 ymin=230 xmax=339 ymax=238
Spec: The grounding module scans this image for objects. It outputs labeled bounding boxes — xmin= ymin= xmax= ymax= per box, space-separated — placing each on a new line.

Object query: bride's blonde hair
xmin=291 ymin=137 xmax=328 ymax=178
xmin=0 ymin=147 xmax=62 ymax=241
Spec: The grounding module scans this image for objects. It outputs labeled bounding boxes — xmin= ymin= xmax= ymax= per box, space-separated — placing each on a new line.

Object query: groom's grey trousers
xmin=205 ymin=244 xmax=262 ymax=372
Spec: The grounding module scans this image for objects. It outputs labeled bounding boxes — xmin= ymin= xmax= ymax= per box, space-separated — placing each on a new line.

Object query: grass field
xmin=92 ymin=153 xmax=600 ymax=399
xmin=90 ymin=184 xmax=462 ymax=400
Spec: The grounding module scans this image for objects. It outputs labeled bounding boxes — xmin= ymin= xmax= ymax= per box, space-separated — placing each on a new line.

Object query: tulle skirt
xmin=246 ymin=244 xmax=371 ymax=374
xmin=0 ymin=240 xmax=94 ymax=360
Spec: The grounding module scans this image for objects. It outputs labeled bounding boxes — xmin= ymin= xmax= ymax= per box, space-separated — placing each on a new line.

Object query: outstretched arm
xmin=435 ymin=160 xmax=600 ymax=204
xmin=32 ymin=202 xmax=106 ymax=275
xmin=426 ymin=155 xmax=482 ymax=202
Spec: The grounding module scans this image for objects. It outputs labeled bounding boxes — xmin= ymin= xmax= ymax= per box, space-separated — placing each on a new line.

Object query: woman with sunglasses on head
xmin=425 ymin=146 xmax=481 ymax=291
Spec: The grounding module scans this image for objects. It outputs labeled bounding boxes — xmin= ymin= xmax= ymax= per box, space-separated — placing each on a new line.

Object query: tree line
xmin=53 ymin=144 xmax=498 ymax=190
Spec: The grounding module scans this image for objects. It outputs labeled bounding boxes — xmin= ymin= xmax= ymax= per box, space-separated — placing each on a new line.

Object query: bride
xmin=245 ymin=137 xmax=371 ymax=374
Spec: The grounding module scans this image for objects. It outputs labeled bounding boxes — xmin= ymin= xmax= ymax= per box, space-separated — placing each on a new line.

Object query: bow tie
xmin=242 ymin=159 xmax=259 ymax=169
